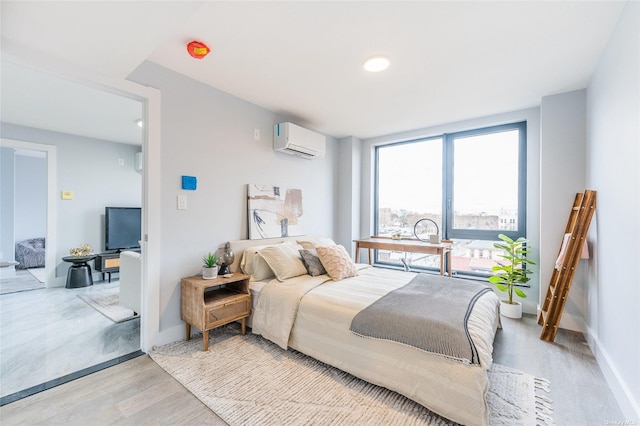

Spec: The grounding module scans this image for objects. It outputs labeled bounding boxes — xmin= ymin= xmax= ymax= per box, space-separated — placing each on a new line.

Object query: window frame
xmin=373 ymin=135 xmax=445 ymax=242
xmin=373 ymin=121 xmax=527 ymax=276
xmin=444 ymin=121 xmax=527 ymax=242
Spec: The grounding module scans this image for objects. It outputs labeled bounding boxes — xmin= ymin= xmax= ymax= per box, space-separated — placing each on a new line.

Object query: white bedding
xmin=251 ymin=265 xmax=501 ymax=426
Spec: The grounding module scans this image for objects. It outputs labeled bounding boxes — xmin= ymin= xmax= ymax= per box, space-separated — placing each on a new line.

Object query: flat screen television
xmin=105 ymin=207 xmax=141 ymax=251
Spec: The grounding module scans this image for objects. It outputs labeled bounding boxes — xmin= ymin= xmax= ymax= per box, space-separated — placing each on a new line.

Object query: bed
xmin=229 ymin=237 xmax=501 ymax=426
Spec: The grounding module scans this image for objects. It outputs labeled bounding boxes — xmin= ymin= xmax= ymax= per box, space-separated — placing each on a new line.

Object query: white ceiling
xmin=0 ymin=1 xmax=627 ymax=143
xmin=1 ymin=61 xmax=144 ymax=145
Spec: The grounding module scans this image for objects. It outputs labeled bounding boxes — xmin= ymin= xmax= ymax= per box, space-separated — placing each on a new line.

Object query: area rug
xmin=77 ymin=287 xmax=138 ymax=323
xmin=150 ymin=325 xmax=554 ymax=426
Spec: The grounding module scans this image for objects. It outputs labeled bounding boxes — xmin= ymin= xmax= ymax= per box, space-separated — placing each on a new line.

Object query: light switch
xmin=61 ymin=191 xmax=74 ymax=200
xmin=177 ymin=195 xmax=188 ymax=210
xmin=254 ymin=128 xmax=261 ymax=141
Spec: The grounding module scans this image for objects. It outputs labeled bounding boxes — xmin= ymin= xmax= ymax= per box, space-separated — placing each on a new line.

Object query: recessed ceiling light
xmin=363 ymin=56 xmax=390 ymax=72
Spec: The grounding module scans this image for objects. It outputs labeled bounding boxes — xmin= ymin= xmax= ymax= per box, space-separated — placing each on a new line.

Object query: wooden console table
xmin=354 ymin=237 xmax=453 ymax=276
xmin=95 ymin=250 xmax=141 ymax=282
xmin=94 ymin=252 xmax=120 ymax=282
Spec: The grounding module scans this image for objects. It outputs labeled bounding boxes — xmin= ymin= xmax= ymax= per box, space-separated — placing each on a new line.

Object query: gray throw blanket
xmin=349 ymin=273 xmax=491 ymax=365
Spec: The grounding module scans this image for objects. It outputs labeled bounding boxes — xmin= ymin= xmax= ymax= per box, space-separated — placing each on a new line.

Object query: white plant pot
xmin=500 ymin=300 xmax=522 ymax=319
xmin=202 ymin=266 xmax=219 ymax=280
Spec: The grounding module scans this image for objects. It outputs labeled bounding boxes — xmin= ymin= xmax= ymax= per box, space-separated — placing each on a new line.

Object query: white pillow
xmin=297 ymin=237 xmax=337 ymax=250
xmin=240 ymin=244 xmax=276 ymax=282
xmin=258 ymin=244 xmax=307 ymax=281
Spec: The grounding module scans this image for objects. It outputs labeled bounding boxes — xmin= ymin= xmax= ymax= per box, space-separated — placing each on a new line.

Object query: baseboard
xmin=585 ymin=325 xmax=640 ymax=422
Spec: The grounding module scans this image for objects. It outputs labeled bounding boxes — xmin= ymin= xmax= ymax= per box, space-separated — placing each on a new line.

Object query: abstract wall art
xmin=247 ymin=184 xmax=304 ymax=239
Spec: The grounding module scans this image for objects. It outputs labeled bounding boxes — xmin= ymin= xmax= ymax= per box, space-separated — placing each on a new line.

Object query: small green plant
xmin=202 ymin=252 xmax=218 ymax=268
xmin=489 ymin=234 xmax=535 ymax=305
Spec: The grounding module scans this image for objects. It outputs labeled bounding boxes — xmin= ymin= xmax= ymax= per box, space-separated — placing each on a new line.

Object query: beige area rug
xmin=150 ymin=325 xmax=555 ymax=426
xmin=77 ymin=287 xmax=138 ymax=323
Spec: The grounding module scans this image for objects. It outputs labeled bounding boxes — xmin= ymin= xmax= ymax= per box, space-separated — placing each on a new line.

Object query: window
xmin=374 ymin=122 xmax=526 ymax=277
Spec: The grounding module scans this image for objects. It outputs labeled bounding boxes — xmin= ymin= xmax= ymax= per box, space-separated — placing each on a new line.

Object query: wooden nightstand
xmin=181 ymin=273 xmax=251 ymax=351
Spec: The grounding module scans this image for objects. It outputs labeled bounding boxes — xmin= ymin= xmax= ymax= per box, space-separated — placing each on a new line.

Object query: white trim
xmin=585 ymin=325 xmax=640 ymax=421
xmin=140 ymin=88 xmax=162 ymax=352
xmin=0 ymin=139 xmax=57 ymax=289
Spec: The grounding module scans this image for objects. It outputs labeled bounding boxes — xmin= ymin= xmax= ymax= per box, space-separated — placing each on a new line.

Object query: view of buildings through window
xmin=375 ymin=123 xmax=526 ymax=277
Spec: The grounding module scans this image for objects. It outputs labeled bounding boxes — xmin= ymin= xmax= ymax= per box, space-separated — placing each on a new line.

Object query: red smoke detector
xmin=186 ymin=41 xmax=210 ymax=59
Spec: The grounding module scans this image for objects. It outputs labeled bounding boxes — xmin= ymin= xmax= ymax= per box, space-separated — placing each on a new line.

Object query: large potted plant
xmin=202 ymin=253 xmax=219 ymax=280
xmin=489 ymin=234 xmax=535 ymax=319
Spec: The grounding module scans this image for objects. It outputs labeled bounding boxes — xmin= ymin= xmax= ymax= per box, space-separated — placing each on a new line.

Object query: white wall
xmin=358 ymin=108 xmax=541 ymax=314
xmin=127 ymin=62 xmax=337 ymax=343
xmin=0 ymin=124 xmax=142 ymax=287
xmin=585 ymin=1 xmax=640 ymax=420
xmin=0 ymin=148 xmax=16 ymax=262
xmin=14 ymin=153 xmax=47 ymax=242
xmin=539 ymin=89 xmax=588 ymax=332
xmin=336 ymin=136 xmax=362 ymax=254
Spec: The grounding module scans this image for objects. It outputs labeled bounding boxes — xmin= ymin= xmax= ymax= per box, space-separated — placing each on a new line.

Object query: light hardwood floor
xmin=0 ymin=315 xmax=625 ymax=425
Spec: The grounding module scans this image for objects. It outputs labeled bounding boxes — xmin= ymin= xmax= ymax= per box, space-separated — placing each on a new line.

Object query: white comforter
xmin=251 ymin=273 xmax=329 ymax=349
xmin=252 ymin=265 xmax=501 ymax=425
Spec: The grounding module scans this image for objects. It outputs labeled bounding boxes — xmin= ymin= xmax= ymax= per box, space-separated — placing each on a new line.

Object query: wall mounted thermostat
xmin=181 ymin=175 xmax=197 ymax=190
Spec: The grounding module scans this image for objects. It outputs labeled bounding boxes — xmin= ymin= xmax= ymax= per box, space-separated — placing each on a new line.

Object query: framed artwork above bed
xmin=247 ymin=184 xmax=304 ymax=240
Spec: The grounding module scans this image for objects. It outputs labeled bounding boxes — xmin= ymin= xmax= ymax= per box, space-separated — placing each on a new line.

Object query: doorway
xmin=0 ymin=148 xmax=46 ymax=293
xmin=0 ymin=61 xmax=145 ymax=405
xmin=0 ymin=140 xmax=57 ymax=293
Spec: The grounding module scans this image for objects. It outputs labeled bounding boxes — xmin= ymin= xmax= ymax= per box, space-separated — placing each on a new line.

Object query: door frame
xmin=0 ymin=139 xmax=57 ymax=287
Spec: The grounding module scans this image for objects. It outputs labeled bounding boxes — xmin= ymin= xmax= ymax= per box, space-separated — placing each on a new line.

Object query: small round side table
xmin=62 ymin=255 xmax=97 ymax=288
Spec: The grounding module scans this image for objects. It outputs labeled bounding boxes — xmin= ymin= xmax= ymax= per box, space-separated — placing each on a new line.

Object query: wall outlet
xmin=254 ymin=128 xmax=261 ymax=141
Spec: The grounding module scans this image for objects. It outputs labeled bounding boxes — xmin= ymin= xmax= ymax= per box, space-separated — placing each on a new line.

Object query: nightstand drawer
xmin=205 ymin=297 xmax=250 ymax=328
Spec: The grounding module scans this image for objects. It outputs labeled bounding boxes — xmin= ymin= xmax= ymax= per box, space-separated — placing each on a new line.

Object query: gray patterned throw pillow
xmin=299 ymin=249 xmax=327 ymax=277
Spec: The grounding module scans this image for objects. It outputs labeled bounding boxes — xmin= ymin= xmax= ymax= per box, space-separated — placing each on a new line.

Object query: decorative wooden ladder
xmin=538 ymin=190 xmax=597 ymax=342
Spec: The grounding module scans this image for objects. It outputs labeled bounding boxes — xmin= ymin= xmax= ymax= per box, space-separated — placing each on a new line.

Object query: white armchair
xmin=119 ymin=250 xmax=141 ymax=315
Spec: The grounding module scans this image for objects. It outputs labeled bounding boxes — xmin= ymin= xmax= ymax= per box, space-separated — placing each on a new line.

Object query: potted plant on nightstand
xmin=202 ymin=253 xmax=219 ymax=280
xmin=489 ymin=234 xmax=535 ymax=319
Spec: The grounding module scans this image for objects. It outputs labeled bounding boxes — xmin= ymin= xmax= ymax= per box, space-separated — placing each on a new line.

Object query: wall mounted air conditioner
xmin=273 ymin=122 xmax=326 ymax=159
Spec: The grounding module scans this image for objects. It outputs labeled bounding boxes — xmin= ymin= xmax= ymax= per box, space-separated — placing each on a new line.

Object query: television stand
xmin=95 ymin=249 xmax=140 ymax=282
